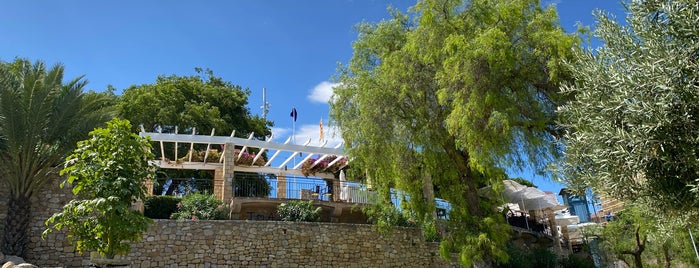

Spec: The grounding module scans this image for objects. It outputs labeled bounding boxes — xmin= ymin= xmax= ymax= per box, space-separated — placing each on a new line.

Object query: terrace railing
xmin=232 ymin=174 xmax=373 ymax=204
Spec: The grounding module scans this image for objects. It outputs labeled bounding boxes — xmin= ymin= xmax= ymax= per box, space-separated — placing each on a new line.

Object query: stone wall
xmin=1 ymin=179 xmax=457 ymax=267
xmin=33 ymin=220 xmax=452 ymax=267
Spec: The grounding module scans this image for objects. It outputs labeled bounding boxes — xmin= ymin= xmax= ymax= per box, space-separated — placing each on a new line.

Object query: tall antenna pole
xmin=261 ymin=88 xmax=271 ymax=120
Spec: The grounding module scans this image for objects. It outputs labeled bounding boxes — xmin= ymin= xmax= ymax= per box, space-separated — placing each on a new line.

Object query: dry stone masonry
xmin=1 ymin=179 xmax=456 ymax=267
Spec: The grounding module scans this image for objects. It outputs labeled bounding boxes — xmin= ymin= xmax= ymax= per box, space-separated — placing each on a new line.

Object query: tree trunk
xmin=633 ymin=253 xmax=643 ymax=268
xmin=663 ymin=244 xmax=671 ymax=268
xmin=442 ymin=139 xmax=482 ymax=217
xmin=2 ymin=194 xmax=31 ymax=258
xmin=462 ymin=166 xmax=482 ymax=217
xmin=621 ymin=227 xmax=646 ymax=268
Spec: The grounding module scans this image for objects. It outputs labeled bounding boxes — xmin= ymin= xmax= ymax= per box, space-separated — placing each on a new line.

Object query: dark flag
xmin=290 ymin=107 xmax=298 ymax=122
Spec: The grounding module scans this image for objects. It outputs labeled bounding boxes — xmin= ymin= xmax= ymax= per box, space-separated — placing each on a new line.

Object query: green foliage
xmin=592 ymin=203 xmax=699 ymax=268
xmin=363 ymin=203 xmax=417 ymax=233
xmin=0 ymin=58 xmax=114 ymax=256
xmin=559 ymin=254 xmax=596 ymax=268
xmin=558 ymin=1 xmax=699 ymax=264
xmin=330 ymin=0 xmax=577 ymax=265
xmin=511 ymin=178 xmax=536 ymax=188
xmin=171 ymin=193 xmax=227 ymax=220
xmin=494 ymin=243 xmax=557 ymax=268
xmin=144 ymin=196 xmax=181 ymax=219
xmin=118 ymin=68 xmax=270 ymax=139
xmin=44 ymin=118 xmax=154 ymax=259
xmin=558 ymin=0 xmax=699 ymax=217
xmin=277 ymin=200 xmax=321 ymax=222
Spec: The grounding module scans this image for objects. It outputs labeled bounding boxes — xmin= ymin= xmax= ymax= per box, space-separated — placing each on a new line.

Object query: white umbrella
xmin=502 ymin=180 xmax=528 ymax=199
xmin=519 ymin=193 xmax=566 ymax=211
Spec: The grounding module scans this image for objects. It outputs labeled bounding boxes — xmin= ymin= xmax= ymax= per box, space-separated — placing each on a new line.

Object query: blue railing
xmin=231 ymin=172 xmax=452 ymax=214
xmin=232 ymin=173 xmax=373 ymax=203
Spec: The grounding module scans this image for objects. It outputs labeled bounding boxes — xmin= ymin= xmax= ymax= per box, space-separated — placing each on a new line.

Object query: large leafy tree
xmin=118 ymin=69 xmax=271 ymax=189
xmin=0 ymin=59 xmax=114 ymax=257
xmin=558 ymin=0 xmax=699 ymax=217
xmin=118 ymin=68 xmax=270 ymax=139
xmin=330 ymin=0 xmax=577 ymax=265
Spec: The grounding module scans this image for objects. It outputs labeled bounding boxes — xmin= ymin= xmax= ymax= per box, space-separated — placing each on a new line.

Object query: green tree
xmin=597 ymin=205 xmax=652 ymax=268
xmin=118 ymin=68 xmax=270 ymax=139
xmin=591 ymin=203 xmax=696 ymax=268
xmin=44 ymin=119 xmax=154 ymax=259
xmin=558 ymin=0 xmax=699 ymax=217
xmin=330 ymin=0 xmax=577 ymax=265
xmin=0 ymin=59 xmax=114 ymax=257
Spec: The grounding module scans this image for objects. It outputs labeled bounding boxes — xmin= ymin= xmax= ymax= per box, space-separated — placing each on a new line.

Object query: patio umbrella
xmin=502 ymin=180 xmax=528 ymax=200
xmin=519 ymin=193 xmax=566 ymax=211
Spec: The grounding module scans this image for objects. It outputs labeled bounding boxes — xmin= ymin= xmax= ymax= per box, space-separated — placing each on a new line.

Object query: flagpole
xmin=290 ymin=107 xmax=297 ymax=166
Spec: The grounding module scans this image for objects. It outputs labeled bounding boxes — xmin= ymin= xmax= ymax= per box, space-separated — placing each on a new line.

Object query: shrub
xmin=494 ymin=243 xmax=557 ymax=268
xmin=364 ymin=203 xmax=417 ymax=228
xmin=171 ymin=193 xmax=228 ymax=220
xmin=559 ymin=254 xmax=596 ymax=268
xmin=144 ymin=196 xmax=181 ymax=219
xmin=277 ymin=200 xmax=321 ymax=222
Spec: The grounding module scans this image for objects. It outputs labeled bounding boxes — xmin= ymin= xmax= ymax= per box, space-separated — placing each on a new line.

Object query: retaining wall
xmin=0 ymin=179 xmax=456 ymax=267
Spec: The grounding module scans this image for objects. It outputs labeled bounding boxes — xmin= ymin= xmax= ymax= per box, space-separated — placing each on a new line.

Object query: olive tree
xmin=558 ymin=0 xmax=699 ymax=217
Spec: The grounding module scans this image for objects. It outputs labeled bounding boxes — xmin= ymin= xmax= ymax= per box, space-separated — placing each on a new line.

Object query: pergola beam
xmin=140 ymin=130 xmax=346 ymax=175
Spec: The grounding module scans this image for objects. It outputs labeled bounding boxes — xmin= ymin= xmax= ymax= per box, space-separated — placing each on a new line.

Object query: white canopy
xmin=501 ymin=180 xmax=565 ymax=211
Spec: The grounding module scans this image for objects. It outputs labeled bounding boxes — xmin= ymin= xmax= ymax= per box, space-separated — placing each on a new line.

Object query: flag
xmin=319 ymin=118 xmax=324 ymax=141
xmin=290 ymin=107 xmax=297 ymax=122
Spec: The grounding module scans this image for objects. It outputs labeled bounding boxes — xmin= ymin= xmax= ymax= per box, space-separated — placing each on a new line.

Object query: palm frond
xmin=0 ymin=59 xmax=113 ymax=198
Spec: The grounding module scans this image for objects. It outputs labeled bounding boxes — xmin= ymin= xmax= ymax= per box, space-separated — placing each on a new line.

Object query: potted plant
xmin=43 ymin=119 xmax=155 ymax=266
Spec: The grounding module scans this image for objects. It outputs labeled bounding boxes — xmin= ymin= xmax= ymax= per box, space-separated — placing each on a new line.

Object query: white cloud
xmin=307 ymin=81 xmax=339 ymax=104
xmin=270 ymin=125 xmax=343 ymax=148
xmin=291 ymin=123 xmax=343 ymax=148
xmin=270 ymin=127 xmax=290 ymax=141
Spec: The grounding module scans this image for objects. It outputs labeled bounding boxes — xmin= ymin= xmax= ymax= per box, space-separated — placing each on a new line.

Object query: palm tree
xmin=0 ymin=59 xmax=114 ymax=257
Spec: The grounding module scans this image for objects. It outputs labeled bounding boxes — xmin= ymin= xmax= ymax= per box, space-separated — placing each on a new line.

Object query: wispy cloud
xmin=270 ymin=127 xmax=290 ymax=141
xmin=307 ymin=81 xmax=339 ymax=104
xmin=270 ymin=124 xmax=343 ymax=148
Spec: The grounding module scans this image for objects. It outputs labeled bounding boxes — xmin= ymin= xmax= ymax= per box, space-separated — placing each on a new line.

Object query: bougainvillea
xmin=300 ymin=155 xmax=347 ymax=177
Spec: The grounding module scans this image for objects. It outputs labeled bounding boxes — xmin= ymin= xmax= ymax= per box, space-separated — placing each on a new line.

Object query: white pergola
xmin=139 ymin=126 xmax=348 ymax=180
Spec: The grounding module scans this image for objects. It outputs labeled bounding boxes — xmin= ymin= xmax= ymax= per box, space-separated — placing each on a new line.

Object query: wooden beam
xmin=203 ymin=129 xmax=215 ymax=164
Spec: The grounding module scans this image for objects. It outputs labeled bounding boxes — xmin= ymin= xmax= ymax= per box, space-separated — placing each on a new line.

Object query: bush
xmin=277 ymin=200 xmax=321 ymax=222
xmin=144 ymin=196 xmax=181 ymax=219
xmin=559 ymin=254 xmax=596 ymax=268
xmin=494 ymin=243 xmax=557 ymax=268
xmin=364 ymin=204 xmax=417 ymax=228
xmin=171 ymin=193 xmax=228 ymax=220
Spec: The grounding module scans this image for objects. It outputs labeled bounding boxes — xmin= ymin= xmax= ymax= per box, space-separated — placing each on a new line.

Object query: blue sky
xmin=0 ymin=0 xmax=625 ymax=194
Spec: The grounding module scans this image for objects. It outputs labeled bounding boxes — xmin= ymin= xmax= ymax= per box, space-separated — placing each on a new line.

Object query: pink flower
xmin=192 ymin=216 xmax=197 ymax=221
xmin=217 ymin=205 xmax=223 ymax=210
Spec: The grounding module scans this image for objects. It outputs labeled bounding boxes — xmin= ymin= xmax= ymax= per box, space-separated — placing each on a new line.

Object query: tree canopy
xmin=330 ymin=0 xmax=578 ymax=265
xmin=558 ymin=0 xmax=699 ymax=218
xmin=118 ymin=68 xmax=271 ymax=139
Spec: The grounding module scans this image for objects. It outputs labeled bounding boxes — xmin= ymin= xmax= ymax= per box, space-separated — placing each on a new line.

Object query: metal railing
xmin=232 ymin=173 xmax=373 ymax=204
